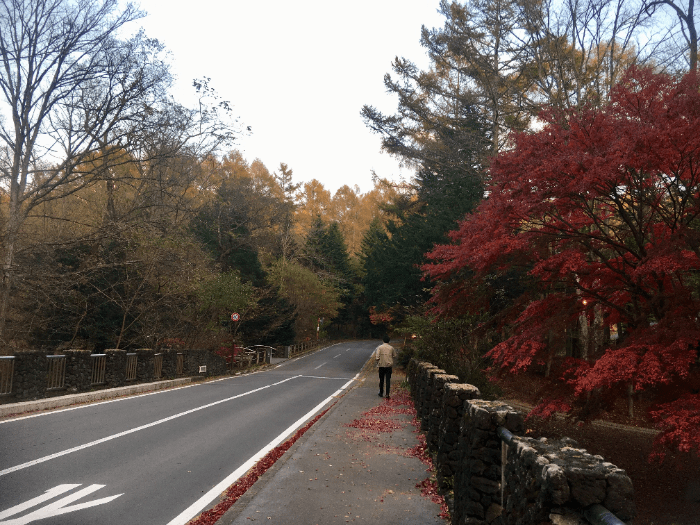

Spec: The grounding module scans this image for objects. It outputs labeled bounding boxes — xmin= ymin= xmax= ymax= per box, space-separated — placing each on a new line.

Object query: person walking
xmin=375 ymin=335 xmax=397 ymax=398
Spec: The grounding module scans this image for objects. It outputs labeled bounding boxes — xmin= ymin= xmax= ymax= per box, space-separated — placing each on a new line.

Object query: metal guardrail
xmin=0 ymin=356 xmax=14 ymax=395
xmin=47 ymin=355 xmax=66 ymax=390
xmin=584 ymin=504 xmax=627 ymax=525
xmin=496 ymin=426 xmax=626 ymax=525
xmin=91 ymin=354 xmax=106 ymax=385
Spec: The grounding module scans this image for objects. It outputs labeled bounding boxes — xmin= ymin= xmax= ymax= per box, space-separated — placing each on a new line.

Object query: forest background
xmin=1 ymin=0 xmax=699 ymax=460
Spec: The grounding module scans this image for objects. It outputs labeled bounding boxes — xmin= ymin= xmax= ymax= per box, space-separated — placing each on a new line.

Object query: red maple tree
xmin=423 ymin=67 xmax=700 ymax=457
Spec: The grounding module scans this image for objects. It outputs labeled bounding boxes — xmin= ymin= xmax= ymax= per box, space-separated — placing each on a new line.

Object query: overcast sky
xmin=132 ymin=0 xmax=445 ymax=195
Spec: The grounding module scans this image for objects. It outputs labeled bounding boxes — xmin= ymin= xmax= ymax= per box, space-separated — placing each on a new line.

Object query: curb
xmin=0 ymin=377 xmax=192 ymax=418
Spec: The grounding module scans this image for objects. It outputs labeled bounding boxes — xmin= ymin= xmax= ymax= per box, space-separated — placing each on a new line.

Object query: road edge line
xmin=166 ymin=375 xmax=358 ymax=525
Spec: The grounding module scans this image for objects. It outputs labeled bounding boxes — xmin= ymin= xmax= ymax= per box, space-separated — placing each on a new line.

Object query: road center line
xmin=314 ymin=362 xmax=326 ymax=370
xmin=299 ymin=375 xmax=354 ymax=380
xmin=0 ymin=376 xmax=302 ymax=478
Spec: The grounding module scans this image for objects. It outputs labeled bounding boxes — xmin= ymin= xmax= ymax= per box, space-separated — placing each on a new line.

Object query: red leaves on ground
xmin=364 ymin=404 xmax=414 ymax=416
xmin=382 ymin=390 xmax=413 ymax=406
xmin=416 ymin=478 xmax=450 ymax=519
xmin=404 ymin=433 xmax=432 ymax=466
xmin=346 ymin=417 xmax=404 ymax=432
xmin=346 ymin=391 xmax=415 ymax=432
xmin=346 ymin=387 xmax=449 ymax=520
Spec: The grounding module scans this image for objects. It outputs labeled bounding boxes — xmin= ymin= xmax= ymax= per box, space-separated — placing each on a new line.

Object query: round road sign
xmin=231 ymin=312 xmax=240 ymax=321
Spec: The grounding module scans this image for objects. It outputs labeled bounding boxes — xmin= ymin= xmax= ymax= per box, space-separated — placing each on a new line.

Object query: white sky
xmin=132 ymin=0 xmax=446 ymax=195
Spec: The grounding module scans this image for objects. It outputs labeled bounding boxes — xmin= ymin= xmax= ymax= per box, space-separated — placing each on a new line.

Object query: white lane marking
xmin=166 ymin=375 xmax=358 ymax=525
xmin=0 ymin=484 xmax=121 ymax=524
xmin=0 ymin=383 xmax=198 ymax=424
xmin=298 ymin=375 xmax=353 ymax=380
xmin=314 ymin=362 xmax=326 ymax=370
xmin=1 ymin=369 xmax=273 ymax=425
xmin=333 ymin=354 xmax=342 ymax=359
xmin=0 ymin=376 xmax=301 ymax=477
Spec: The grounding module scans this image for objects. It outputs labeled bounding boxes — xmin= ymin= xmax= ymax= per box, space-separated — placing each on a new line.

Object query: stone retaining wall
xmin=0 ymin=348 xmax=227 ymax=403
xmin=406 ymin=358 xmax=635 ymax=525
xmin=437 ymin=383 xmax=480 ymax=492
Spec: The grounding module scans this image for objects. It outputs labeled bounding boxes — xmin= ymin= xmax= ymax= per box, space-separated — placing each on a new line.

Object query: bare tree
xmin=0 ymin=1 xmax=243 ymax=342
xmin=0 ymin=0 xmax=172 ymax=339
xmin=520 ymin=0 xmax=649 ymax=111
xmin=644 ymin=0 xmax=697 ymax=70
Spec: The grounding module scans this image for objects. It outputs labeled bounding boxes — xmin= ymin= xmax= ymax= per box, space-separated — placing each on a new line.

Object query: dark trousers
xmin=378 ymin=366 xmax=392 ymax=396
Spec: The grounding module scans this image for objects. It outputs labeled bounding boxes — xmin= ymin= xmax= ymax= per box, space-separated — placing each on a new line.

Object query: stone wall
xmin=0 ymin=348 xmax=227 ymax=403
xmin=503 ymin=433 xmax=635 ymax=524
xmin=406 ymin=358 xmax=635 ymax=525
xmin=437 ymin=382 xmax=480 ymax=492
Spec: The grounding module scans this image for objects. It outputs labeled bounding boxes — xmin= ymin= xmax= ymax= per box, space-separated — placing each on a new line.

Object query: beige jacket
xmin=375 ymin=343 xmax=397 ymax=367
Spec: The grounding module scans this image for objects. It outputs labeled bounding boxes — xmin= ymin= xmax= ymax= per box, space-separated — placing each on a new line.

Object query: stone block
xmin=443 ymin=431 xmax=458 ymax=445
xmin=470 ymin=404 xmax=493 ymax=430
xmin=505 ymin=411 xmax=525 ymax=432
xmin=484 ymin=503 xmax=503 ymax=523
xmin=468 ymin=487 xmax=482 ymax=501
xmin=543 ymin=464 xmax=570 ymax=505
xmin=459 ymin=385 xmax=481 ymax=399
xmin=568 ymin=474 xmax=606 ymax=507
xmin=604 ymin=469 xmax=635 ymax=520
xmin=518 ymin=444 xmax=539 ymax=468
xmin=445 ymin=406 xmax=459 ymax=419
xmin=493 ymin=410 xmax=508 ymax=426
xmin=466 ymin=500 xmax=486 ymax=519
xmin=470 ymin=428 xmax=491 ymax=447
xmin=470 ymin=459 xmax=487 ymax=474
xmin=471 ymin=476 xmax=501 ymax=494
xmin=549 ymin=508 xmax=587 ymax=525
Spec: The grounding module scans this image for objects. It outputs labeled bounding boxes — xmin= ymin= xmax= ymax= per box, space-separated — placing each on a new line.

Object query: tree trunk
xmin=0 ymin=200 xmax=24 ymax=340
xmin=0 ymin=245 xmax=15 ymax=341
xmin=579 ymin=313 xmax=590 ymax=361
xmin=627 ymin=383 xmax=635 ymax=419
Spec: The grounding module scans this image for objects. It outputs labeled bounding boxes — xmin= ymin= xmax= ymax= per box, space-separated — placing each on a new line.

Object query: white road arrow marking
xmin=0 ymin=484 xmax=122 ymax=525
xmin=0 ymin=485 xmax=79 ymax=521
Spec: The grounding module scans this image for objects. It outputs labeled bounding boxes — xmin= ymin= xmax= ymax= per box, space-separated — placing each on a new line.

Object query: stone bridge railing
xmin=0 ymin=348 xmax=227 ymax=403
xmin=0 ymin=340 xmax=332 ymax=404
xmin=276 ymin=338 xmax=328 ymax=358
xmin=407 ymin=358 xmax=635 ymax=525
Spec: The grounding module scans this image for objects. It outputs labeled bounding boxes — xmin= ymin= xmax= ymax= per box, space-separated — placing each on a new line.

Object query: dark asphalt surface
xmin=0 ymin=341 xmax=380 ymax=525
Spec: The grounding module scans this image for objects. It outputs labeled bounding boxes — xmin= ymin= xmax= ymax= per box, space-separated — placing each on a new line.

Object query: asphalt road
xmin=0 ymin=341 xmax=377 ymax=525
